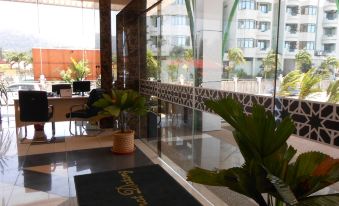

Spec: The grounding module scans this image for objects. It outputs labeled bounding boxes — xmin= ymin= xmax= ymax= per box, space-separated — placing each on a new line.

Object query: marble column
xmin=99 ymin=0 xmax=113 ymax=93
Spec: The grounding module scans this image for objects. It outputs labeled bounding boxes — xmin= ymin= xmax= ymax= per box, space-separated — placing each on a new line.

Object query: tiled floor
xmin=1 ymin=106 xmax=339 ymax=206
xmin=0 ymin=126 xmax=155 ymax=205
xmin=0 ymin=107 xmax=216 ymax=206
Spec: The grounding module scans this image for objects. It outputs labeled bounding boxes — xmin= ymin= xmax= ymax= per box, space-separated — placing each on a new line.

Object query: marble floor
xmin=1 ymin=106 xmax=339 ymax=206
xmin=0 ymin=106 xmax=216 ymax=206
xmin=141 ymin=116 xmax=339 ymax=206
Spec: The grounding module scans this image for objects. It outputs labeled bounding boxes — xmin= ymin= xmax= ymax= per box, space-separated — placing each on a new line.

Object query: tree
xmin=59 ymin=58 xmax=90 ymax=82
xmin=279 ymin=70 xmax=303 ymax=96
xmin=327 ymin=80 xmax=339 ymax=103
xmin=319 ymin=56 xmax=339 ymax=78
xmin=69 ymin=58 xmax=90 ymax=81
xmin=299 ymin=68 xmax=323 ymax=99
xmin=167 ymin=63 xmax=178 ymax=82
xmin=60 ymin=69 xmax=73 ymax=83
xmin=225 ymin=48 xmax=246 ymax=78
xmin=261 ymin=50 xmax=279 ymax=79
xmin=3 ymin=51 xmax=31 ymax=70
xmin=146 ymin=50 xmax=159 ymax=79
xmin=295 ymin=50 xmax=312 ymax=72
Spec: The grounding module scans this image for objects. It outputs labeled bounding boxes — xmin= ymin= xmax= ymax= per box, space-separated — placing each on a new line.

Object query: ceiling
xmin=2 ymin=0 xmax=132 ymax=11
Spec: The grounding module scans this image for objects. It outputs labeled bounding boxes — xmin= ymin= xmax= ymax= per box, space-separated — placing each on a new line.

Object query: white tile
xmin=8 ymin=186 xmax=67 ymax=206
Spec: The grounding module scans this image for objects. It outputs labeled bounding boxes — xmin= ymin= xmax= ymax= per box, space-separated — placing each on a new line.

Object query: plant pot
xmin=111 ymin=130 xmax=135 ymax=154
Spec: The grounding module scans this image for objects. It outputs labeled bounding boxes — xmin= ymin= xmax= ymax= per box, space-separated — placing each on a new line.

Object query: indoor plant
xmin=187 ymin=97 xmax=339 ymax=206
xmin=93 ymin=89 xmax=147 ymax=154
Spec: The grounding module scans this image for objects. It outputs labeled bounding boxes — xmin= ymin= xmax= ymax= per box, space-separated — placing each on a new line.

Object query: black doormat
xmin=74 ymin=164 xmax=202 ymax=206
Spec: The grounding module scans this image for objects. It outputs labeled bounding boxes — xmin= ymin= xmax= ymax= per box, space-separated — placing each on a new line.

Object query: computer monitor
xmin=73 ymin=81 xmax=91 ymax=96
xmin=52 ymin=84 xmax=71 ymax=96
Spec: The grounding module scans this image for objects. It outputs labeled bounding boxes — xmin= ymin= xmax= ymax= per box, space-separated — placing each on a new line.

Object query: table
xmin=14 ymin=95 xmax=88 ymax=127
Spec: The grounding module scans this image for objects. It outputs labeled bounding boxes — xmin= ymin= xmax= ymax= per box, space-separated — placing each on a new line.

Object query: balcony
xmin=322 ymin=37 xmax=337 ymax=44
xmin=285 ymin=31 xmax=299 ymax=40
xmin=256 ymin=30 xmax=271 ymax=39
xmin=324 ymin=1 xmax=337 ymax=12
xmin=299 ymin=15 xmax=317 ymax=24
xmin=237 ymin=9 xmax=259 ymax=20
xmin=298 ymin=32 xmax=316 ymax=40
xmin=257 ymin=11 xmax=272 ymax=22
xmin=241 ymin=48 xmax=258 ymax=57
xmin=323 ymin=18 xmax=339 ymax=27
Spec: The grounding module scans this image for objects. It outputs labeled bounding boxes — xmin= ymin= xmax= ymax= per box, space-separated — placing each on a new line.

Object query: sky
xmin=0 ymin=1 xmax=118 ymax=51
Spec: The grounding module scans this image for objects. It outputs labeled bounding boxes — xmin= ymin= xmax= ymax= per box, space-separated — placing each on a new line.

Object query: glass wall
xmin=0 ymin=0 xmax=117 ymax=106
xmin=144 ymin=0 xmax=339 ymax=103
xmin=139 ymin=0 xmax=339 ymax=205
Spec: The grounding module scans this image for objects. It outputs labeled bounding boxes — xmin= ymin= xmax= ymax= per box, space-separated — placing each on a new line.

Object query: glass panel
xmin=145 ymin=5 xmax=161 ymax=81
xmin=159 ymin=0 xmax=194 ymax=86
xmin=139 ymin=95 xmax=160 ymax=153
xmin=159 ymin=101 xmax=194 ymax=171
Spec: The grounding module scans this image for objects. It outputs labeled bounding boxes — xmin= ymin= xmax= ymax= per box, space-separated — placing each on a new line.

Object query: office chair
xmin=66 ymin=88 xmax=104 ymax=135
xmin=18 ymin=91 xmax=55 ymax=142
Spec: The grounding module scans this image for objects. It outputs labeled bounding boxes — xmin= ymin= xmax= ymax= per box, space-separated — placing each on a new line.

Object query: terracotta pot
xmin=111 ymin=130 xmax=135 ymax=154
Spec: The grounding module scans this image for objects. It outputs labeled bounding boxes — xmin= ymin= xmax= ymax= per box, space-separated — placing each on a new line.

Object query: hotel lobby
xmin=0 ymin=0 xmax=339 ymax=205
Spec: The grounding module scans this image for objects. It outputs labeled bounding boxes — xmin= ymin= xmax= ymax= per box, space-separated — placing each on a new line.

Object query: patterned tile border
xmin=140 ymin=80 xmax=339 ymax=147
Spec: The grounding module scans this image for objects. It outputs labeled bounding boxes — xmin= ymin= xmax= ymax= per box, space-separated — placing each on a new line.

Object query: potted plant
xmin=187 ymin=97 xmax=339 ymax=206
xmin=93 ymin=89 xmax=147 ymax=154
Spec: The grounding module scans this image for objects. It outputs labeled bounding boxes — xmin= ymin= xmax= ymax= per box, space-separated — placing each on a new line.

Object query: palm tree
xmin=327 ymin=80 xmax=339 ymax=103
xmin=319 ymin=56 xmax=339 ymax=78
xmin=279 ymin=70 xmax=303 ymax=96
xmin=295 ymin=50 xmax=312 ymax=72
xmin=299 ymin=68 xmax=323 ymax=99
xmin=261 ymin=50 xmax=279 ymax=79
xmin=146 ymin=50 xmax=160 ymax=79
xmin=225 ymin=48 xmax=246 ymax=78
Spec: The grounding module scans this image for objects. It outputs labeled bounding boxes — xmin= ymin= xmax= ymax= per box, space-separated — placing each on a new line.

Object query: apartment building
xmin=148 ymin=0 xmax=339 ymax=76
xmin=146 ymin=0 xmax=191 ymax=57
xmin=226 ymin=0 xmax=339 ymax=75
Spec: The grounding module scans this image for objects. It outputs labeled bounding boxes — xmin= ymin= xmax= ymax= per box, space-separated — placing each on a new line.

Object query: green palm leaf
xmin=222 ymin=0 xmax=240 ymax=60
xmin=279 ymin=70 xmax=303 ymax=96
xmin=299 ymin=68 xmax=323 ymax=99
xmin=327 ymin=80 xmax=339 ymax=103
xmin=297 ymin=194 xmax=339 ymax=206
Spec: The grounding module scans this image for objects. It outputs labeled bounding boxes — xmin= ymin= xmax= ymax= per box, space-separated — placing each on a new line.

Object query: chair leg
xmin=24 ymin=124 xmax=27 ymax=138
xmin=69 ymin=117 xmax=74 ymax=136
xmin=52 ymin=121 xmax=55 ymax=136
xmin=20 ymin=123 xmax=28 ymax=143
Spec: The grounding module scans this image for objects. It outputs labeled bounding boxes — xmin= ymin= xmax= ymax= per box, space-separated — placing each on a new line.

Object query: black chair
xmin=18 ymin=91 xmax=55 ymax=142
xmin=66 ymin=88 xmax=104 ymax=135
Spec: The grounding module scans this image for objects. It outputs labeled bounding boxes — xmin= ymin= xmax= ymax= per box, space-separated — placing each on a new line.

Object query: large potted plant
xmin=93 ymin=89 xmax=147 ymax=154
xmin=187 ymin=97 xmax=339 ymax=206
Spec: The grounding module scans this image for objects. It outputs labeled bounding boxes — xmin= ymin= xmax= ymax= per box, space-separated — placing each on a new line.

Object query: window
xmin=173 ymin=36 xmax=190 ymax=46
xmin=299 ymin=41 xmax=315 ymax=50
xmin=324 ymin=27 xmax=337 ymax=36
xmin=286 ymin=6 xmax=299 ymax=16
xmin=259 ymin=4 xmax=269 ymax=13
xmin=301 ymin=6 xmax=317 ymax=15
xmin=286 ymin=24 xmax=298 ymax=34
xmin=238 ymin=19 xmax=256 ymax=29
xmin=326 ymin=11 xmax=337 ymax=20
xmin=175 ymin=0 xmax=185 ymax=5
xmin=285 ymin=41 xmax=297 ymax=52
xmin=258 ymin=22 xmax=270 ymax=31
xmin=324 ymin=44 xmax=336 ymax=53
xmin=171 ymin=15 xmax=187 ymax=25
xmin=238 ymin=38 xmax=255 ymax=48
xmin=300 ymin=24 xmax=316 ymax=33
xmin=257 ymin=40 xmax=269 ymax=50
xmin=239 ymin=0 xmax=256 ymax=10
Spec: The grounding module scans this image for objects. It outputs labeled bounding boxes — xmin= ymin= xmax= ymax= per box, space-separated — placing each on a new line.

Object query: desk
xmin=14 ymin=96 xmax=88 ymax=127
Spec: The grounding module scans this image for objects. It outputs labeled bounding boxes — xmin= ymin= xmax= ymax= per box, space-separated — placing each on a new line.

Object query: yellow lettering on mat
xmin=116 ymin=171 xmax=148 ymax=206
